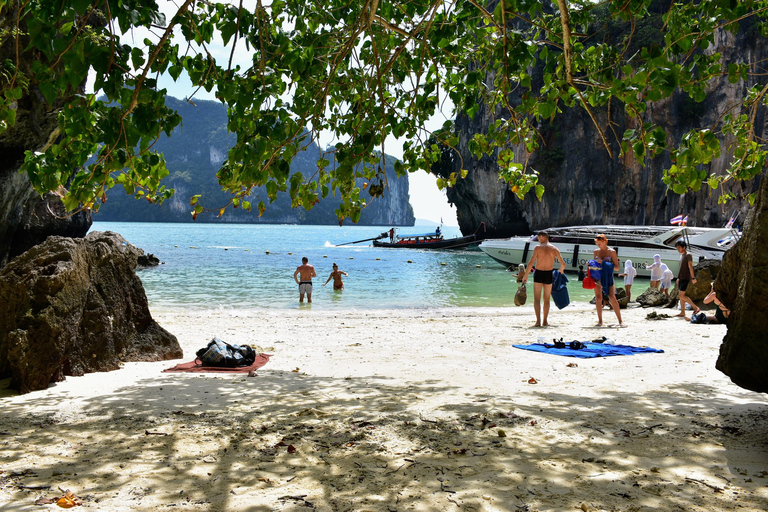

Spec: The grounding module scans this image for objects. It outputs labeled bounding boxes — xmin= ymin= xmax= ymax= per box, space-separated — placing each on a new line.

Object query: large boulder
xmin=0 ymin=231 xmax=182 ymax=393
xmin=685 ymin=259 xmax=722 ymax=301
xmin=716 ymin=173 xmax=768 ymax=393
xmin=636 ymin=288 xmax=669 ymax=307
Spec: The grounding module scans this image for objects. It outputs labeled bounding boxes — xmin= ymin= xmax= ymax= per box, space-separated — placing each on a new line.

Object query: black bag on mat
xmin=196 ymin=338 xmax=256 ymax=367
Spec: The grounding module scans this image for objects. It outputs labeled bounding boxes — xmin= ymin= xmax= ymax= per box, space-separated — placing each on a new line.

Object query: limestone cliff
xmin=438 ymin=26 xmax=764 ymax=238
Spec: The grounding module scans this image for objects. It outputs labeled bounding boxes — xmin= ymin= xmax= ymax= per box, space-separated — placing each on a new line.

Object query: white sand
xmin=1 ymin=303 xmax=767 ymax=511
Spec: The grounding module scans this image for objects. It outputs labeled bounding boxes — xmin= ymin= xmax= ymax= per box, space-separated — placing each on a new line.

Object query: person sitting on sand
xmin=702 ymin=283 xmax=730 ymax=324
xmin=675 ymin=240 xmax=700 ymax=319
xmin=647 ymin=254 xmax=663 ymax=288
xmin=659 ymin=264 xmax=674 ymax=298
xmin=618 ymin=260 xmax=637 ymax=301
xmin=592 ymin=234 xmax=626 ymax=327
xmin=323 ymin=263 xmax=348 ymax=290
xmin=521 ymin=231 xmax=566 ymax=328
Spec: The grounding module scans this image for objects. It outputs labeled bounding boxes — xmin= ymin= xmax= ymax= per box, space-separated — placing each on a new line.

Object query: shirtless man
xmin=593 ymin=234 xmax=625 ymax=327
xmin=294 ymin=257 xmax=317 ymax=303
xmin=522 ymin=232 xmax=566 ymax=327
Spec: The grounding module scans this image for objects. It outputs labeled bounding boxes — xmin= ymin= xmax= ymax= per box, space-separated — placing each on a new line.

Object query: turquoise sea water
xmin=91 ymin=222 xmax=605 ymax=310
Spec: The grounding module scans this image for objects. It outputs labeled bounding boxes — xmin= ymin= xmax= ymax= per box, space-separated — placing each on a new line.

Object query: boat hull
xmin=480 ymin=237 xmax=725 ymax=277
xmin=373 ymin=235 xmax=477 ymax=250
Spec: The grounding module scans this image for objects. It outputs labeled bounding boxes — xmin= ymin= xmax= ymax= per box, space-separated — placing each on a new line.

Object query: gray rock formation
xmin=436 ymin=26 xmax=763 ymax=238
xmin=0 ymin=231 xmax=182 ymax=393
xmin=636 ymin=289 xmax=669 ymax=307
xmin=716 ymin=174 xmax=768 ymax=393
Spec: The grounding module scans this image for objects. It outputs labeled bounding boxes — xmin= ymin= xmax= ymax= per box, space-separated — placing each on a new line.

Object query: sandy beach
xmin=1 ymin=303 xmax=767 ymax=511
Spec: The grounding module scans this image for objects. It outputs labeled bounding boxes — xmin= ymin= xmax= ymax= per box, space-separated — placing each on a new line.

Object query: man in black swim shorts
xmin=522 ymin=232 xmax=566 ymax=327
xmin=533 ymin=269 xmax=554 ymax=285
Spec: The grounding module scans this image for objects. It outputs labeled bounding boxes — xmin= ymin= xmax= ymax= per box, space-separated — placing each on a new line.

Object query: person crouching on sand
xmin=522 ymin=231 xmax=566 ymax=327
xmin=323 ymin=263 xmax=348 ymax=290
xmin=593 ymin=234 xmax=626 ymax=327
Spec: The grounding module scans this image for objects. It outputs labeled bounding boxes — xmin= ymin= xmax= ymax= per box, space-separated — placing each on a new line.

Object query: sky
xmin=107 ymin=4 xmax=460 ymax=226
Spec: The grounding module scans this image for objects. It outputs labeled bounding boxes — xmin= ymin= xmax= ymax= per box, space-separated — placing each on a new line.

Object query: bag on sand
xmin=514 ymin=284 xmax=527 ymax=306
xmin=196 ymin=338 xmax=256 ymax=367
xmin=690 ymin=312 xmax=707 ymax=324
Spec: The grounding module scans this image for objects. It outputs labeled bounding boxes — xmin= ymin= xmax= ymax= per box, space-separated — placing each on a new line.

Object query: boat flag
xmin=670 ymin=214 xmax=688 ymax=225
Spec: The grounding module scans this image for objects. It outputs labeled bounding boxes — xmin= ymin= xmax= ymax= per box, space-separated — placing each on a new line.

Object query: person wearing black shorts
xmin=675 ymin=240 xmax=700 ymax=319
xmin=533 ymin=269 xmax=554 ymax=285
xmin=522 ymin=232 xmax=566 ymax=327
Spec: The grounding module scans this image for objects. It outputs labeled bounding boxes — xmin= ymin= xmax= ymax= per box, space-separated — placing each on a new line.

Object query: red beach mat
xmin=163 ymin=353 xmax=271 ymax=374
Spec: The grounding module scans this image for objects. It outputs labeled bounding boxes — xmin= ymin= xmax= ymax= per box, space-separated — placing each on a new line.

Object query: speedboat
xmin=478 ymin=225 xmax=740 ymax=277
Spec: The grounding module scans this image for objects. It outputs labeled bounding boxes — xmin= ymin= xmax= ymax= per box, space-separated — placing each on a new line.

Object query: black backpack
xmin=196 ymin=338 xmax=257 ymax=367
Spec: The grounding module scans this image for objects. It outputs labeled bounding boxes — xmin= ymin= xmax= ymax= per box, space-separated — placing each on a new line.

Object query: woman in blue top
xmin=593 ymin=234 xmax=626 ymax=327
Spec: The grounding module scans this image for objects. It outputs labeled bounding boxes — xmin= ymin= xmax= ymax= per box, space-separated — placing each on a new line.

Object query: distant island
xmin=95 ymin=96 xmax=415 ymax=226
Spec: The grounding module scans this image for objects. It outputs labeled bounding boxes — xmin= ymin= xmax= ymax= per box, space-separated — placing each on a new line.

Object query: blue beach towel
xmin=512 ymin=341 xmax=664 ymax=359
xmin=587 ymin=259 xmax=601 ymax=280
xmin=551 ymin=271 xmax=570 ymax=309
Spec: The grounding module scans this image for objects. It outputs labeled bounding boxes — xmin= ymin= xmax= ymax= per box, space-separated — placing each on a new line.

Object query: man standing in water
xmin=294 ymin=257 xmax=317 ymax=303
xmin=522 ymin=232 xmax=566 ymax=327
xmin=593 ymin=234 xmax=626 ymax=327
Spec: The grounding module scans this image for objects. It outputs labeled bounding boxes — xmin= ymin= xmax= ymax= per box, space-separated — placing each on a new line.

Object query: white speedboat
xmin=478 ymin=225 xmax=740 ymax=277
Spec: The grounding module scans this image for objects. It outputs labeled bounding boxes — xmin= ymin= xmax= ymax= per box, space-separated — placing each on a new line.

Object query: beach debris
xmin=278 ymin=495 xmax=314 ymax=508
xmin=407 ymin=260 xmax=413 ymax=263
xmin=567 ymin=362 xmax=578 ymax=367
xmin=497 ymin=429 xmax=506 ymax=437
xmin=144 ymin=430 xmax=169 ymax=436
xmin=291 ymin=367 xmax=300 ymax=372
xmin=34 ymin=489 xmax=82 ymax=508
xmin=265 ymin=250 xmax=270 ymax=254
xmin=527 ymin=377 xmax=538 ymax=384
xmin=476 ymin=264 xmax=481 ymax=268
xmin=202 ymin=455 xmax=217 ymax=463
xmin=646 ymin=311 xmax=671 ymax=320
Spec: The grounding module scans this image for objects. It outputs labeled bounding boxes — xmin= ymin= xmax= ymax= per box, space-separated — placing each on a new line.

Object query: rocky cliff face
xmin=439 ymin=27 xmax=763 ymax=238
xmin=94 ymin=97 xmax=415 ymax=226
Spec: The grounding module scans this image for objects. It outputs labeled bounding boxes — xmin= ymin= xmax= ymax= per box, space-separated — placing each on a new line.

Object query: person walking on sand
xmin=675 ymin=240 xmax=700 ymax=319
xmin=323 ymin=263 xmax=348 ymax=290
xmin=294 ymin=256 xmax=317 ymax=303
xmin=618 ymin=260 xmax=638 ymax=301
xmin=521 ymin=231 xmax=566 ymax=327
xmin=593 ymin=234 xmax=626 ymax=327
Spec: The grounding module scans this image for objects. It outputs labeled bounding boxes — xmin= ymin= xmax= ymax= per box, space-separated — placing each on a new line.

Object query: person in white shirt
xmin=618 ymin=260 xmax=638 ymax=301
xmin=659 ymin=264 xmax=674 ymax=298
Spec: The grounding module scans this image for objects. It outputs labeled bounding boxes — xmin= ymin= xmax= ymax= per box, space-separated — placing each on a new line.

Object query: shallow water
xmin=91 ymin=222 xmax=632 ymax=310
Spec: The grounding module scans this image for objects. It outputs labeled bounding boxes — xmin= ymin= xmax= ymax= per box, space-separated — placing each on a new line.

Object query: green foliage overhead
xmin=1 ymin=0 xmax=767 ymax=218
